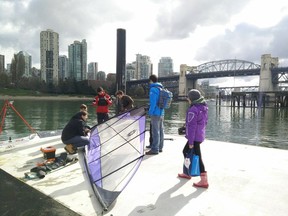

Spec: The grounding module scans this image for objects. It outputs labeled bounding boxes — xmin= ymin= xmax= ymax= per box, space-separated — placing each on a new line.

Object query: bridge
xmin=126 ymin=55 xmax=288 ymax=100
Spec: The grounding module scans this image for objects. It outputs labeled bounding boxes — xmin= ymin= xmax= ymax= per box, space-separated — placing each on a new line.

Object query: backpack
xmin=157 ymin=87 xmax=173 ymax=109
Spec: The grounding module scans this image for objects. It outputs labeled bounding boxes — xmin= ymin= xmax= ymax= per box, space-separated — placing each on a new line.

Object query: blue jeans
xmin=150 ymin=116 xmax=164 ymax=153
xmin=63 ymin=136 xmax=90 ymax=148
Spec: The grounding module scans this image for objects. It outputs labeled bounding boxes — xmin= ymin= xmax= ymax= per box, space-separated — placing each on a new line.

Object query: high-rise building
xmin=0 ymin=54 xmax=5 ymax=74
xmin=6 ymin=64 xmax=11 ymax=74
xmin=158 ymin=57 xmax=173 ymax=77
xmin=40 ymin=29 xmax=59 ymax=85
xmin=88 ymin=62 xmax=98 ymax=80
xmin=126 ymin=62 xmax=136 ymax=81
xmin=68 ymin=39 xmax=87 ymax=81
xmin=135 ymin=54 xmax=152 ymax=80
xmin=10 ymin=51 xmax=32 ymax=83
xmin=59 ymin=55 xmax=69 ymax=81
xmin=97 ymin=71 xmax=106 ymax=81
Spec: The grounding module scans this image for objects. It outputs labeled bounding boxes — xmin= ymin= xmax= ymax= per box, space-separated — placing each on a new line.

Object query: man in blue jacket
xmin=146 ymin=74 xmax=164 ymax=155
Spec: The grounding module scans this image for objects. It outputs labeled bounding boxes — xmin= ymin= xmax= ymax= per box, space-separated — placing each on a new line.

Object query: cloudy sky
xmin=1 ymin=0 xmax=288 ymax=86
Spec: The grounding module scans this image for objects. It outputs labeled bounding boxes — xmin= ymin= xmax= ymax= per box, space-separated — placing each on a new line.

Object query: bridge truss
xmin=126 ymin=59 xmax=288 ymax=97
xmin=193 ymin=59 xmax=261 ymax=73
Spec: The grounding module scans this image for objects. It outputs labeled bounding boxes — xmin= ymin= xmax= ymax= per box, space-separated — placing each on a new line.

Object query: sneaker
xmin=146 ymin=145 xmax=151 ymax=148
xmin=159 ymin=149 xmax=163 ymax=152
xmin=145 ymin=150 xmax=158 ymax=155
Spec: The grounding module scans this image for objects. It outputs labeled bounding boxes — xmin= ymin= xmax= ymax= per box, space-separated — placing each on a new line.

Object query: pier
xmin=228 ymin=91 xmax=288 ymax=108
xmin=1 ymin=133 xmax=288 ymax=216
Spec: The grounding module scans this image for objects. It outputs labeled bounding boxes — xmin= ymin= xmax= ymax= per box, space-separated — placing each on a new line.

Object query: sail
xmin=85 ymin=106 xmax=146 ymax=210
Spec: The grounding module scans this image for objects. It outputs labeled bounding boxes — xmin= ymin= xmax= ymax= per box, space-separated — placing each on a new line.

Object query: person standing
xmin=61 ymin=111 xmax=90 ymax=154
xmin=115 ymin=90 xmax=134 ymax=113
xmin=146 ymin=74 xmax=164 ymax=155
xmin=92 ymin=87 xmax=113 ymax=124
xmin=178 ymin=89 xmax=209 ymax=188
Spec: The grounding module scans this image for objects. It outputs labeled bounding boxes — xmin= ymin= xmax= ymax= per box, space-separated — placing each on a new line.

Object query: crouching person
xmin=61 ymin=111 xmax=90 ymax=154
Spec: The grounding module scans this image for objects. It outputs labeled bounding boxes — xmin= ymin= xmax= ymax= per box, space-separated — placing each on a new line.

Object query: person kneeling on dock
xmin=61 ymin=111 xmax=90 ymax=154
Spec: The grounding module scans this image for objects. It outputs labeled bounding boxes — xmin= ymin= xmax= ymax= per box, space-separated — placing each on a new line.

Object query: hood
xmin=150 ymin=82 xmax=163 ymax=88
xmin=191 ymin=96 xmax=206 ymax=105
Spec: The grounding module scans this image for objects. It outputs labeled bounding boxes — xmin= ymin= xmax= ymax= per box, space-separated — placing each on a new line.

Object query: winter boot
xmin=64 ymin=144 xmax=77 ymax=155
xmin=193 ymin=172 xmax=209 ymax=188
xmin=178 ymin=173 xmax=191 ymax=180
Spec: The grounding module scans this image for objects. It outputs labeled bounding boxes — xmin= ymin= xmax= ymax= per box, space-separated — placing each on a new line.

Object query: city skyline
xmin=0 ymin=0 xmax=288 ymax=88
xmin=1 ymin=0 xmax=288 ymax=87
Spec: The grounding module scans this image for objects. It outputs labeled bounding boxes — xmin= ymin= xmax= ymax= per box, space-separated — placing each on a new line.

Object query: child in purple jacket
xmin=178 ymin=89 xmax=209 ymax=188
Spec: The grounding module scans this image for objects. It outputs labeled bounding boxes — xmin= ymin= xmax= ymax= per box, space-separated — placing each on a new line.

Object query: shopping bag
xmin=182 ymin=150 xmax=200 ymax=177
xmin=190 ymin=153 xmax=200 ymax=176
xmin=182 ymin=153 xmax=191 ymax=176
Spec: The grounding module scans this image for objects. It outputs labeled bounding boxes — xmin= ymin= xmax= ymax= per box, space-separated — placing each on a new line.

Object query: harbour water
xmin=1 ymin=99 xmax=288 ymax=150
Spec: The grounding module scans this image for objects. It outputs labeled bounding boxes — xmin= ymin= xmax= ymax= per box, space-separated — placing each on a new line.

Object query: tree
xmin=0 ymin=72 xmax=10 ymax=88
xmin=134 ymin=86 xmax=145 ymax=97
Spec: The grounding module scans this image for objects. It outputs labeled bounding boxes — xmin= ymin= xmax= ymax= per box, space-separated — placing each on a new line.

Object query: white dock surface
xmin=1 ymin=134 xmax=288 ymax=216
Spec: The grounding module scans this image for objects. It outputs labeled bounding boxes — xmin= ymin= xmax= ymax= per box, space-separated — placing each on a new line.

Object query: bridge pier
xmin=179 ymin=64 xmax=198 ymax=99
xmin=231 ymin=93 xmax=247 ymax=107
xmin=275 ymin=92 xmax=288 ymax=107
xmin=259 ymin=54 xmax=279 ymax=92
xmin=230 ymin=91 xmax=288 ymax=108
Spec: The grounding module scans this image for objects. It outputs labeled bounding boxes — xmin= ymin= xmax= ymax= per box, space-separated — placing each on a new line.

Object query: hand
xmin=189 ymin=144 xmax=194 ymax=149
xmin=104 ymin=95 xmax=110 ymax=100
xmin=85 ymin=128 xmax=91 ymax=135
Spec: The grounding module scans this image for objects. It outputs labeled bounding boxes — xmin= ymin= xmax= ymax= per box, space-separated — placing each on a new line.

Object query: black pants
xmin=97 ymin=113 xmax=109 ymax=124
xmin=182 ymin=141 xmax=205 ymax=173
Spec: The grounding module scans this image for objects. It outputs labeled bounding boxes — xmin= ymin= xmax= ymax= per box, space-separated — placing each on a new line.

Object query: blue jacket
xmin=185 ymin=103 xmax=208 ymax=144
xmin=148 ymin=82 xmax=164 ymax=116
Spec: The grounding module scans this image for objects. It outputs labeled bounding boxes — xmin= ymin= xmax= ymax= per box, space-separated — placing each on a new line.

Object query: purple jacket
xmin=185 ymin=103 xmax=208 ymax=144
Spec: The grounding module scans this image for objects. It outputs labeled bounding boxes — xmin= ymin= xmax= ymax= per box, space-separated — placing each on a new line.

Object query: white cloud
xmin=0 ymin=0 xmax=288 ymax=87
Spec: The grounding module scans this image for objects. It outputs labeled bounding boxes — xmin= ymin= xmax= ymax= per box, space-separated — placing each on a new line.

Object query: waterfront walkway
xmin=1 ymin=134 xmax=288 ymax=216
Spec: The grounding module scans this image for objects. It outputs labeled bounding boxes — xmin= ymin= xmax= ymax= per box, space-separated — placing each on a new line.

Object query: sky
xmin=1 ymin=0 xmax=288 ymax=87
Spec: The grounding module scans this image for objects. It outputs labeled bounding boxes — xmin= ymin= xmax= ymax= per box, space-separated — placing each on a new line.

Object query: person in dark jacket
xmin=178 ymin=89 xmax=209 ymax=188
xmin=115 ymin=90 xmax=134 ymax=113
xmin=92 ymin=87 xmax=113 ymax=124
xmin=61 ymin=111 xmax=90 ymax=154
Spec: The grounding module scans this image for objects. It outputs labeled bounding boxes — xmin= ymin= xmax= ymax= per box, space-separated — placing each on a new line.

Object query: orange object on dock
xmin=40 ymin=146 xmax=56 ymax=160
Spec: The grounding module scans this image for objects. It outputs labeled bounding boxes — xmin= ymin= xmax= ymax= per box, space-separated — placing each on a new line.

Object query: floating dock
xmin=1 ymin=134 xmax=288 ymax=216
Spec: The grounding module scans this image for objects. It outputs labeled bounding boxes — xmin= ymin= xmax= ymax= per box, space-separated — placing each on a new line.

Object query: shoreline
xmin=0 ymin=95 xmax=93 ymax=101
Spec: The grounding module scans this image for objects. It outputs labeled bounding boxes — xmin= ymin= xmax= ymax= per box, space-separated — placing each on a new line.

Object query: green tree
xmin=135 ymin=86 xmax=145 ymax=97
xmin=0 ymin=72 xmax=10 ymax=87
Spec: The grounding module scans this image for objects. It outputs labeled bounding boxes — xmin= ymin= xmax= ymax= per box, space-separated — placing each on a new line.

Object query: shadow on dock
xmin=0 ymin=169 xmax=80 ymax=216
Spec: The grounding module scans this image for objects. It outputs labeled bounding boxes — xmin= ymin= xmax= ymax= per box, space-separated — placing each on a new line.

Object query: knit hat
xmin=188 ymin=89 xmax=201 ymax=102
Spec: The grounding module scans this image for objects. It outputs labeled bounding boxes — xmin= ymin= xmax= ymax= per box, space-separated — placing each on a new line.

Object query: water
xmin=1 ymin=99 xmax=288 ymax=150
